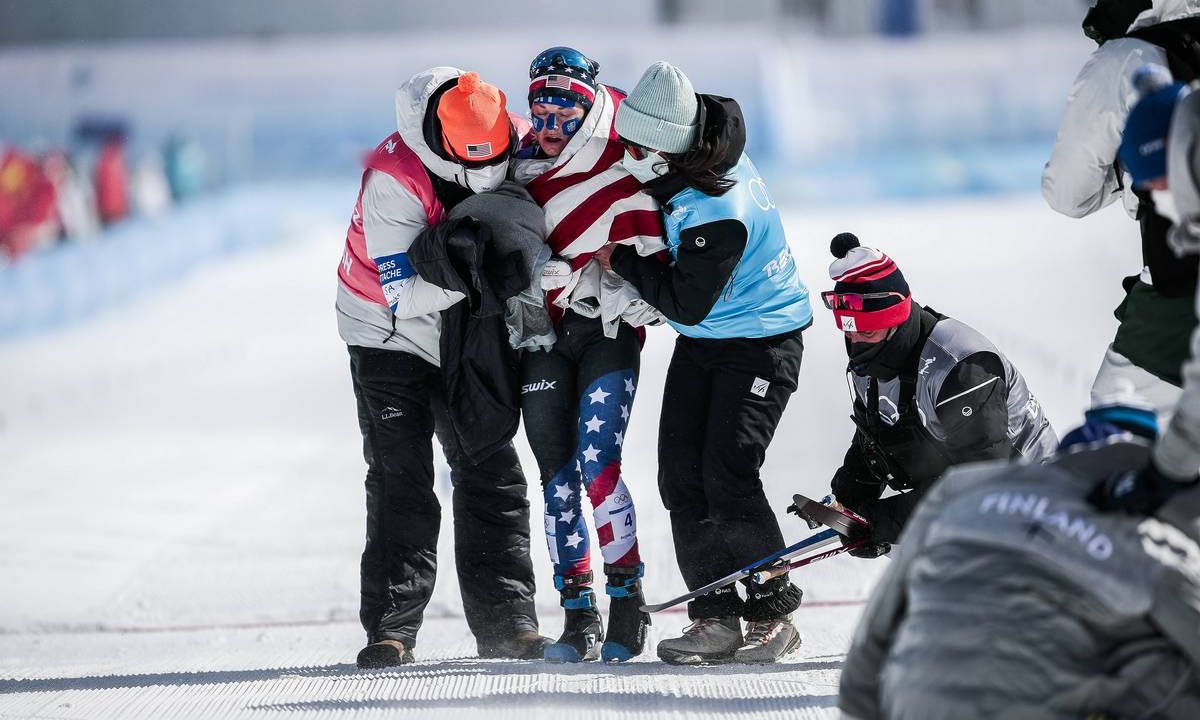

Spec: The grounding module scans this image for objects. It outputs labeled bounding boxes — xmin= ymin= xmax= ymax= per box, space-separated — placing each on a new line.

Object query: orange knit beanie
xmin=436 ymin=72 xmax=511 ymax=162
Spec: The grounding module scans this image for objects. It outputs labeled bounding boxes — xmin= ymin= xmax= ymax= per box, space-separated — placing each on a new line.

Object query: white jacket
xmin=336 ymin=67 xmax=473 ymax=365
xmin=1042 ymin=0 xmax=1200 ymax=219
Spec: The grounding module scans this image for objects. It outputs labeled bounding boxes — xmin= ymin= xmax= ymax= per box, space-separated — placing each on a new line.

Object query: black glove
xmin=1088 ymin=460 xmax=1199 ymax=515
xmin=786 ymin=496 xmax=890 ymax=559
xmin=844 ymin=520 xmax=891 ymax=559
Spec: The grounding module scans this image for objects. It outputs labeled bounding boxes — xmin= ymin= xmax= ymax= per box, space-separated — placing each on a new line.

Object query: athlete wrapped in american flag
xmin=510 ymin=47 xmax=664 ymax=664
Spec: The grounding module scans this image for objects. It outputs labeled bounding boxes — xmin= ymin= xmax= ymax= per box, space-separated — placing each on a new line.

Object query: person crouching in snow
xmin=509 ymin=46 xmax=667 ymax=663
xmin=595 ymin=61 xmax=813 ymax=665
xmin=337 ymin=68 xmax=546 ymax=668
xmin=814 ymin=233 xmax=1057 ymax=555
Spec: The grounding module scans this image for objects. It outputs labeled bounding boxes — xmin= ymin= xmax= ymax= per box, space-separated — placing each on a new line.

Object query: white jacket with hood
xmin=1043 ymin=0 xmax=1200 ymax=221
xmin=336 ymin=67 xmax=501 ymax=366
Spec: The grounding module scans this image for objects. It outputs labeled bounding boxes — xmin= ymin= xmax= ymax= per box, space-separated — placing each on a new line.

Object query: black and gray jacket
xmin=839 ymin=440 xmax=1200 ymax=720
xmin=834 ymin=305 xmax=1057 ymax=542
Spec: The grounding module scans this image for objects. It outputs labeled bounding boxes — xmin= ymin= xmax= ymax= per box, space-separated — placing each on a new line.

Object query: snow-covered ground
xmin=0 ymin=191 xmax=1141 ymax=719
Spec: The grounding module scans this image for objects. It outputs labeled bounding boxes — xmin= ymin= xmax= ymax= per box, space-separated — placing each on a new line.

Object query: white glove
xmin=540 ymin=259 xmax=572 ymax=290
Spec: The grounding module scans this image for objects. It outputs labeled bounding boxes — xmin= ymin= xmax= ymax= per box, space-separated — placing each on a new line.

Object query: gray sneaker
xmin=732 ymin=617 xmax=801 ymax=664
xmin=656 ymin=616 xmax=743 ymax=665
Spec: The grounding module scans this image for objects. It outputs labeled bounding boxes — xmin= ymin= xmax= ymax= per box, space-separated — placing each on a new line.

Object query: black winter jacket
xmin=833 ymin=307 xmax=1020 ymax=543
xmin=409 ymin=217 xmax=529 ymax=464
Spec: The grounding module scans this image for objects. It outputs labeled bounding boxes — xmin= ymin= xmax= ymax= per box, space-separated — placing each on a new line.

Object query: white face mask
xmin=459 ymin=161 xmax=508 ymax=193
xmin=621 ymin=149 xmax=669 ymax=184
xmin=1152 ymin=189 xmax=1181 ymax=225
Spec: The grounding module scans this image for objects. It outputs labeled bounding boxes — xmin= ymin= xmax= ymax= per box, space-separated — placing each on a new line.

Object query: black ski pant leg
xmin=657 ymin=337 xmax=743 ymax=619
xmin=702 ymin=332 xmax=805 ymax=620
xmin=521 ymin=337 xmax=585 ymax=581
xmin=430 ymin=383 xmax=539 ymax=645
xmin=349 ymin=346 xmax=441 ymax=650
xmin=521 ymin=341 xmax=579 ymax=490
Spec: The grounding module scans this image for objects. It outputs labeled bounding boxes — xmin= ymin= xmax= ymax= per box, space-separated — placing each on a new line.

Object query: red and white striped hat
xmin=825 ymin=233 xmax=912 ymax=332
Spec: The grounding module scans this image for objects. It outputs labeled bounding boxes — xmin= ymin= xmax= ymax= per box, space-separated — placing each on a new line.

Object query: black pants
xmin=657 ymin=330 xmax=805 ymax=620
xmin=348 ymin=345 xmax=538 ymax=651
xmin=521 ymin=312 xmax=642 ymax=579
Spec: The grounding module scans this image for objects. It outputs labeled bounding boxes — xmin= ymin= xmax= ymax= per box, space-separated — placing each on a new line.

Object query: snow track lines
xmin=0 ymin=614 xmax=856 ymax=719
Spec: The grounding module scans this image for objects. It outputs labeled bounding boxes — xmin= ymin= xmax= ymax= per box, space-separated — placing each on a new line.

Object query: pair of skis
xmin=639 ymin=494 xmax=869 ymax=614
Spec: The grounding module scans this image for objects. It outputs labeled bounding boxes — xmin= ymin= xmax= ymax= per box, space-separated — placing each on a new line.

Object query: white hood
xmin=393 ymin=66 xmax=473 ymax=186
xmin=1128 ymin=0 xmax=1200 ymax=31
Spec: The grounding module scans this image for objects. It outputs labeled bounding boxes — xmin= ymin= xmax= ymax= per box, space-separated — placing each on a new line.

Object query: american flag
xmin=465 ymin=141 xmax=493 ymax=158
xmin=544 ymin=368 xmax=641 ymax=575
xmin=522 ymin=85 xmax=666 ymax=320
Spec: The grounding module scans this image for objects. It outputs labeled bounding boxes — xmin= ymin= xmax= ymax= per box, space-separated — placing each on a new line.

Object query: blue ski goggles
xmin=529 ymin=46 xmax=599 ymax=80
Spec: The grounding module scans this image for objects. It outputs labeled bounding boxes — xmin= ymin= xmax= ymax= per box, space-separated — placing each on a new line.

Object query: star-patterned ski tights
xmin=542 ymin=368 xmax=641 ymax=577
xmin=519 ymin=313 xmax=643 ymax=584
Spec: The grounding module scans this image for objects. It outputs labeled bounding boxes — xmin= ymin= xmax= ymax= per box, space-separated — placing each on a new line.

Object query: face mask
xmin=848 ymin=339 xmax=889 ymax=373
xmin=1152 ymin=189 xmax=1181 ymax=225
xmin=621 ymin=149 xmax=669 ymax=184
xmin=459 ymin=161 xmax=508 ymax=193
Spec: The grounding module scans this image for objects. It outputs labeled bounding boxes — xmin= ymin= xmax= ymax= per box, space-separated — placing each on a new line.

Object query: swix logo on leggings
xmin=522 ymin=379 xmax=558 ymax=394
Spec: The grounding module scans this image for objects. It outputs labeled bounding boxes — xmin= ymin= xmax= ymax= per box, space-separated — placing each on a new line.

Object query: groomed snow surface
xmin=0 ymin=192 xmax=1141 ymax=719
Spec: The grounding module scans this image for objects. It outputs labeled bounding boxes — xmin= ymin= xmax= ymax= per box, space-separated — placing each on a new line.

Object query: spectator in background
xmin=94 ymin=132 xmax=129 ymax=226
xmin=163 ymin=134 xmax=206 ymax=203
xmin=41 ymin=149 xmax=99 ymax=242
xmin=131 ymin=151 xmax=172 ymax=218
xmin=0 ymin=145 xmax=58 ymax=260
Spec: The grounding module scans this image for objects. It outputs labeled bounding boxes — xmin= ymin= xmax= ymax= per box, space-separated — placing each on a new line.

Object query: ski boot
xmin=600 ymin=563 xmax=651 ymax=662
xmin=544 ymin=572 xmax=603 ymax=663
xmin=356 ymin=638 xmax=414 ymax=668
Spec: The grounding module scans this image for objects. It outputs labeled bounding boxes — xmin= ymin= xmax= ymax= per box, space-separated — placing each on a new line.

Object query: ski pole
xmin=640 ymin=528 xmax=840 ymax=613
xmin=751 ymin=538 xmax=867 ymax=584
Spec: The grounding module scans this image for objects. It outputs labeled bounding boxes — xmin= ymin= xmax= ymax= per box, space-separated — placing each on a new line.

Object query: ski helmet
xmin=528 ymin=46 xmax=599 ymax=111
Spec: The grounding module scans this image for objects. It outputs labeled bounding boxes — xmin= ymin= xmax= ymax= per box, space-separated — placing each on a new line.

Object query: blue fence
xmin=0 ymin=181 xmax=349 ymax=340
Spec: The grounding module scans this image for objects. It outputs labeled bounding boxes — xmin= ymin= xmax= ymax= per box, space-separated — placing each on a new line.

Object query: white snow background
xmin=0 ymin=189 xmax=1141 ymax=719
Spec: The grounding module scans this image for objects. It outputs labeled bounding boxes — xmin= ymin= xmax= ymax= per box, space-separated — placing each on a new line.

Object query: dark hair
xmin=662 ymin=133 xmax=736 ymax=196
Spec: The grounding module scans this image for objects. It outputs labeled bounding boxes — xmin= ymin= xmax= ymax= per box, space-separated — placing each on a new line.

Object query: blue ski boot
xmin=601 ymin=563 xmax=651 ymax=662
xmin=544 ymin=572 xmax=603 ymax=663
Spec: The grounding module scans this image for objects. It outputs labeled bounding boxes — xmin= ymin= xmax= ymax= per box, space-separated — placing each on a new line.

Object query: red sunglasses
xmin=820 ymin=291 xmax=906 ymax=311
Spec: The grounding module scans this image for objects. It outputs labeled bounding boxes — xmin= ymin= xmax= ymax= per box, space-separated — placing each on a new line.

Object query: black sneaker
xmin=478 ymin=630 xmax=554 ymax=660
